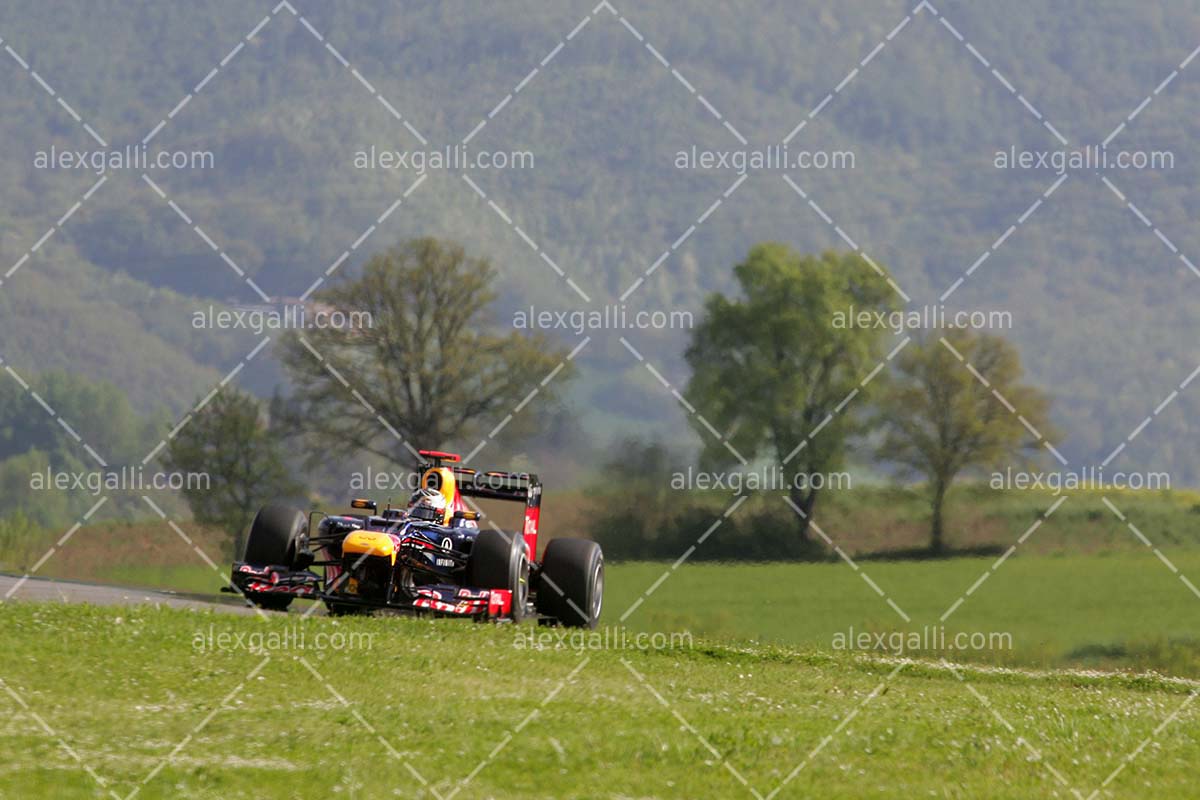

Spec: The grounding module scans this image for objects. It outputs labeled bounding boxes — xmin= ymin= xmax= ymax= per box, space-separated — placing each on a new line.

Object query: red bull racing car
xmin=227 ymin=450 xmax=603 ymax=627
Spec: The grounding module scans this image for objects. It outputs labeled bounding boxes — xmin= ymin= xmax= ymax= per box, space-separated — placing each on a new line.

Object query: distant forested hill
xmin=2 ymin=0 xmax=1199 ymax=480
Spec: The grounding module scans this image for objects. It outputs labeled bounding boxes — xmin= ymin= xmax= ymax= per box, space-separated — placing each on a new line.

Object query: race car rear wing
xmin=452 ymin=467 xmax=538 ymax=501
xmin=454 ymin=467 xmax=542 ymax=557
xmin=418 ymin=450 xmax=543 ymax=557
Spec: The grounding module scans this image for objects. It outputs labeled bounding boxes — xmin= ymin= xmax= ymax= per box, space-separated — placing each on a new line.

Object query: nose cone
xmin=342 ymin=531 xmax=397 ymax=561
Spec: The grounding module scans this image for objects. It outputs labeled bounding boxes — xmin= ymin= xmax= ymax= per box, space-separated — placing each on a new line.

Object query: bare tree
xmin=278 ymin=238 xmax=573 ymax=466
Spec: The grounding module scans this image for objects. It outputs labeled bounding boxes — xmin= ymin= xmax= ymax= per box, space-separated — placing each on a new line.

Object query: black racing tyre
xmin=467 ymin=530 xmax=529 ymax=622
xmin=253 ymin=595 xmax=293 ymax=612
xmin=242 ymin=504 xmax=306 ymax=612
xmin=325 ymin=602 xmax=367 ymax=617
xmin=243 ymin=504 xmax=306 ymax=566
xmin=535 ymin=538 xmax=604 ymax=629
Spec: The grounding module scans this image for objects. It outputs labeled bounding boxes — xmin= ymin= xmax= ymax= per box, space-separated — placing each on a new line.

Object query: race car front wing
xmin=228 ymin=561 xmax=514 ymax=618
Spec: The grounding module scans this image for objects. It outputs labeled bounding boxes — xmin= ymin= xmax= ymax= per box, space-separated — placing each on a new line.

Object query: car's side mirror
xmin=350 ymin=498 xmax=377 ymax=512
xmin=453 ymin=510 xmax=480 ymax=521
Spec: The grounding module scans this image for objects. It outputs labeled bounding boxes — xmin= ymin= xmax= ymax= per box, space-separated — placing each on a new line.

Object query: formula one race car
xmin=227 ymin=450 xmax=603 ymax=627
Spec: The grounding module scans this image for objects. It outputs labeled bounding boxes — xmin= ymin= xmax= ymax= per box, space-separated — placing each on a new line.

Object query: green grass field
xmin=608 ymin=553 xmax=1200 ymax=676
xmin=0 ymin=603 xmax=1197 ymax=799
xmin=35 ymin=549 xmax=1200 ymax=678
xmin=4 ymin=487 xmax=1200 ymax=794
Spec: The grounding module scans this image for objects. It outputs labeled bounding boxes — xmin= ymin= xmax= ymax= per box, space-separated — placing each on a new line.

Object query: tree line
xmin=0 ymin=236 xmax=1054 ymax=561
xmin=170 ymin=237 xmax=1053 ymax=558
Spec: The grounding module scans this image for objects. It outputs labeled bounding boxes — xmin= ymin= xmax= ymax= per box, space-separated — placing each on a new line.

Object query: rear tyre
xmin=467 ymin=530 xmax=529 ymax=622
xmin=242 ymin=503 xmax=306 ymax=612
xmin=536 ymin=538 xmax=603 ymax=629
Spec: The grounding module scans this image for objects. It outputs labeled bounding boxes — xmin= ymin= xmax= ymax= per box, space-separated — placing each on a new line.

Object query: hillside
xmin=2 ymin=1 xmax=1199 ymax=476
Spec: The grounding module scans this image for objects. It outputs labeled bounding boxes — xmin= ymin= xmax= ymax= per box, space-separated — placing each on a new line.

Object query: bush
xmin=587 ymin=490 xmax=827 ymax=562
xmin=0 ymin=511 xmax=45 ymax=571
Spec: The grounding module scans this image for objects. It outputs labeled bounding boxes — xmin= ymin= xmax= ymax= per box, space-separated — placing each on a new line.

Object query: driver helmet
xmin=407 ymin=487 xmax=448 ymax=524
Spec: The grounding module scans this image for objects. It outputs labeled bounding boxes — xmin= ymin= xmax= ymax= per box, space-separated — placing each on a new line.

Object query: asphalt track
xmin=0 ymin=572 xmax=262 ymax=615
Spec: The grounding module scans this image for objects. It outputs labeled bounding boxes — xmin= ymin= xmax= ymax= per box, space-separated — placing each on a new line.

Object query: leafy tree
xmin=875 ymin=328 xmax=1057 ymax=552
xmin=0 ymin=449 xmax=77 ymax=532
xmin=0 ymin=370 xmax=169 ymax=527
xmin=0 ymin=510 xmax=41 ymax=571
xmin=0 ymin=370 xmax=160 ymax=466
xmin=684 ymin=244 xmax=898 ymax=538
xmin=162 ymin=389 xmax=302 ymax=557
xmin=585 ymin=437 xmax=678 ymax=555
xmin=278 ymin=237 xmax=573 ymax=466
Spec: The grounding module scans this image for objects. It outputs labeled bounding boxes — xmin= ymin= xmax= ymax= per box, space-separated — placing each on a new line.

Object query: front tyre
xmin=325 ymin=602 xmax=367 ymax=617
xmin=253 ymin=595 xmax=293 ymax=612
xmin=535 ymin=538 xmax=603 ymax=629
xmin=244 ymin=504 xmax=306 ymax=566
xmin=241 ymin=503 xmax=306 ymax=612
xmin=467 ymin=530 xmax=529 ymax=623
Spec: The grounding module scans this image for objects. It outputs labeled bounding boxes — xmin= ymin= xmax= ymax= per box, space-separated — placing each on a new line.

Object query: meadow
xmin=3 ymin=484 xmax=1200 ymax=795
xmin=1 ymin=603 xmax=1197 ymax=799
xmin=608 ymin=554 xmax=1200 ymax=676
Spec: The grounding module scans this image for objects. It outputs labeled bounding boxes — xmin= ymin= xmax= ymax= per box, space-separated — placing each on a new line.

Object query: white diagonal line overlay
xmin=623 ymin=657 xmax=908 ymax=800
